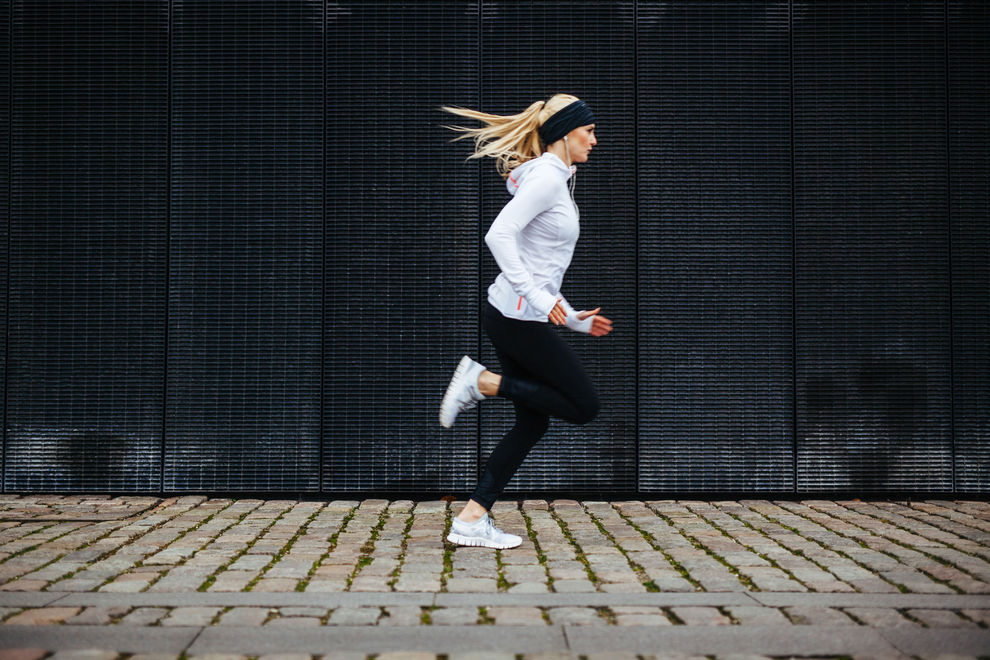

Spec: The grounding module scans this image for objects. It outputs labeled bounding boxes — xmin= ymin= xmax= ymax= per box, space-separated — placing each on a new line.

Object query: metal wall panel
xmin=165 ymin=0 xmax=323 ymax=491
xmin=637 ymin=1 xmax=795 ymax=491
xmin=0 ymin=1 xmax=983 ymax=495
xmin=793 ymin=1 xmax=953 ymax=491
xmin=949 ymin=0 xmax=989 ymax=492
xmin=5 ymin=0 xmax=167 ymax=491
xmin=0 ymin=0 xmax=7 ymax=492
xmin=322 ymin=2 xmax=479 ymax=492
xmin=0 ymin=0 xmax=8 ymax=491
xmin=478 ymin=1 xmax=638 ymax=494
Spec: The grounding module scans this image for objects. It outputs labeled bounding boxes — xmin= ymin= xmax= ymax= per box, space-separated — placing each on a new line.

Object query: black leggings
xmin=469 ymin=301 xmax=599 ymax=510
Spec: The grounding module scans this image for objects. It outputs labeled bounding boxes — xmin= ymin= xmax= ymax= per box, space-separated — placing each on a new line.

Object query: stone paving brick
xmin=550 ymin=579 xmax=596 ymax=592
xmin=64 ymin=605 xmax=129 ymax=625
xmin=741 ymin=500 xmax=901 ymax=592
xmin=46 ymin=577 xmax=106 ymax=592
xmin=428 ymin=606 xmax=479 ymax=625
xmin=960 ymin=607 xmax=990 ymax=626
xmin=207 ymin=571 xmax=255 ymax=592
xmin=907 ymin=607 xmax=978 ymax=627
xmin=302 ymin=578 xmax=347 ymax=592
xmin=447 ymin=653 xmax=517 ymax=660
xmin=783 ymin=604 xmax=858 ymax=626
xmin=375 ymin=653 xmax=437 ymax=660
xmin=98 ymin=572 xmax=158 ymax=593
xmin=257 ymin=655 xmax=313 ymax=660
xmin=349 ymin=574 xmax=392 ymax=591
xmin=48 ymin=651 xmax=119 ymax=660
xmin=486 ymin=606 xmax=546 ymax=625
xmin=394 ymin=574 xmax=442 ymax=592
xmin=0 ymin=650 xmax=47 ymax=660
xmin=265 ymin=616 xmax=321 ymax=627
xmin=4 ymin=606 xmax=81 ymax=625
xmin=546 ymin=606 xmax=607 ymax=625
xmin=117 ymin=606 xmax=169 ymax=625
xmin=0 ymin=579 xmax=48 ymax=591
xmin=276 ymin=607 xmax=325 ymax=618
xmin=378 ymin=605 xmax=424 ymax=626
xmin=830 ymin=501 xmax=990 ymax=588
xmin=843 ymin=606 xmax=920 ymax=627
xmin=217 ymin=607 xmax=271 ymax=626
xmin=326 ymin=606 xmax=381 ymax=625
xmin=782 ymin=501 xmax=956 ymax=593
xmin=129 ymin=655 xmax=181 ymax=660
xmin=639 ymin=566 xmax=695 ymax=591
xmin=251 ymin=578 xmax=298 ymax=592
xmin=725 ymin=605 xmax=791 ymax=625
xmin=669 ymin=605 xmax=732 ymax=625
xmin=445 ymin=577 xmax=498 ymax=592
xmin=599 ymin=581 xmax=647 ymax=593
xmin=160 ymin=606 xmax=222 ymax=626
xmin=547 ymin=563 xmax=586 ymax=580
xmin=610 ymin=605 xmax=670 ymax=626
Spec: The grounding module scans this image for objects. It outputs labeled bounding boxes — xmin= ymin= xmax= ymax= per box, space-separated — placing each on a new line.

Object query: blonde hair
xmin=440 ymin=94 xmax=580 ymax=179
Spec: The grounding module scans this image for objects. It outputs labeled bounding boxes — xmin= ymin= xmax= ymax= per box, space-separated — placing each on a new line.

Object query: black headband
xmin=537 ymin=99 xmax=595 ymax=145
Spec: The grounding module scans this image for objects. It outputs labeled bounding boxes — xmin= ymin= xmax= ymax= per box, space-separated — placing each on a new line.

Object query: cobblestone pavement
xmin=0 ymin=495 xmax=988 ymax=659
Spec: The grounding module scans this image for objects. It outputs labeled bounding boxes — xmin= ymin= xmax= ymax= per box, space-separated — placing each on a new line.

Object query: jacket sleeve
xmin=559 ymin=295 xmax=594 ymax=334
xmin=484 ymin=173 xmax=559 ymax=316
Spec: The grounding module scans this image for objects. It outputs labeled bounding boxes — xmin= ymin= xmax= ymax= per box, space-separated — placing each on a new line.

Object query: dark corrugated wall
xmin=637 ymin=2 xmax=795 ymax=491
xmin=165 ymin=0 xmax=323 ymax=491
xmin=949 ymin=0 xmax=989 ymax=492
xmin=0 ymin=1 xmax=986 ymax=494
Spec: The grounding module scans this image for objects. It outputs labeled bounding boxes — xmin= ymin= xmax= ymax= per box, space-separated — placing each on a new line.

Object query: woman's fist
xmin=576 ymin=307 xmax=613 ymax=337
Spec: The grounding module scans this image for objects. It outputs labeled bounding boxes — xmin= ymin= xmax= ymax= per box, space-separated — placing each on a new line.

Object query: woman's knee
xmin=566 ymin=390 xmax=600 ymax=425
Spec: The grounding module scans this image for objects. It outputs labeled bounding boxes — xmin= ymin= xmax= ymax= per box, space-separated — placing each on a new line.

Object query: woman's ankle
xmin=477 ymin=370 xmax=501 ymax=397
xmin=457 ymin=500 xmax=489 ymax=522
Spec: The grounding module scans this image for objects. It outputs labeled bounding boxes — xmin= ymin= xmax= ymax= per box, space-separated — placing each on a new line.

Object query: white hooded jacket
xmin=485 ymin=151 xmax=593 ymax=334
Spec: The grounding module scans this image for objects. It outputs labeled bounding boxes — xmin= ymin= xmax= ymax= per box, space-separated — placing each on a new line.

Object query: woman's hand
xmin=548 ymin=299 xmax=567 ymax=326
xmin=576 ymin=307 xmax=613 ymax=337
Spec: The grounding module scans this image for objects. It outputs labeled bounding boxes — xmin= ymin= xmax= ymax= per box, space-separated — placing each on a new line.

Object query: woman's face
xmin=566 ymin=123 xmax=597 ymax=162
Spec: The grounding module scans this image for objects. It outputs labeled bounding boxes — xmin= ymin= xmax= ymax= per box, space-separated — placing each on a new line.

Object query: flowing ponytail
xmin=440 ymin=94 xmax=579 ymax=179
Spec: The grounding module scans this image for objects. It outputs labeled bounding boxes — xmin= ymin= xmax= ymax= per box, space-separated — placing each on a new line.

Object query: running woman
xmin=437 ymin=94 xmax=613 ymax=549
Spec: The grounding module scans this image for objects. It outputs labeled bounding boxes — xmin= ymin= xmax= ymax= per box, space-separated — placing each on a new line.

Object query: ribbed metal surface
xmin=478 ymin=1 xmax=638 ymax=494
xmin=5 ymin=0 xmax=167 ymax=491
xmin=0 ymin=1 xmax=984 ymax=494
xmin=793 ymin=1 xmax=953 ymax=491
xmin=637 ymin=2 xmax=795 ymax=491
xmin=0 ymin=0 xmax=8 ymax=492
xmin=165 ymin=0 xmax=323 ymax=491
xmin=949 ymin=0 xmax=989 ymax=492
xmin=322 ymin=2 xmax=479 ymax=492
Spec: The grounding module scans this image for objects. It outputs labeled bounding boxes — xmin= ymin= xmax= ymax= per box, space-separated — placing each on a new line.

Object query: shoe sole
xmin=439 ymin=355 xmax=475 ymax=428
xmin=446 ymin=532 xmax=521 ymax=549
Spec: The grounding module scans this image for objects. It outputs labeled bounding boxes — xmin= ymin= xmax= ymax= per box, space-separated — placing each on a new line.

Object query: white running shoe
xmin=446 ymin=512 xmax=522 ymax=549
xmin=439 ymin=355 xmax=486 ymax=428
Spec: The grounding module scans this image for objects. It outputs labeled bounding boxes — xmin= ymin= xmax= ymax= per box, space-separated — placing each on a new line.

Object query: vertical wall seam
xmin=476 ymin=0 xmax=483 ymax=485
xmin=320 ymin=0 xmax=327 ymax=493
xmin=160 ymin=0 xmax=172 ymax=494
xmin=2 ymin=0 xmax=11 ymax=493
xmin=633 ymin=0 xmax=639 ymax=493
xmin=788 ymin=0 xmax=798 ymax=493
xmin=943 ymin=0 xmax=954 ymax=492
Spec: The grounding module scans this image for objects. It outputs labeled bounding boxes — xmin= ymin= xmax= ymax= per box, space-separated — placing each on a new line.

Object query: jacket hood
xmin=506 ymin=152 xmax=576 ymax=196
